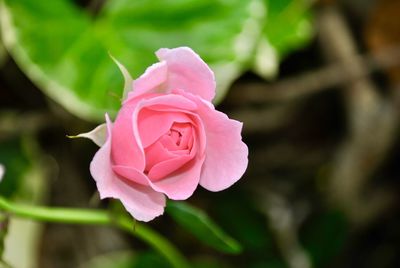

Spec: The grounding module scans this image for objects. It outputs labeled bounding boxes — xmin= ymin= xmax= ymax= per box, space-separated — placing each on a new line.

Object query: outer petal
xmin=112 ymin=105 xmax=145 ymax=170
xmin=189 ymin=95 xmax=248 ymax=191
xmin=90 ymin=115 xmax=166 ymax=222
xmin=137 ymin=93 xmax=197 ymax=112
xmin=148 ymin=156 xmax=204 ymax=200
xmin=156 ymin=47 xmax=216 ymax=101
xmin=128 ymin=61 xmax=168 ymax=100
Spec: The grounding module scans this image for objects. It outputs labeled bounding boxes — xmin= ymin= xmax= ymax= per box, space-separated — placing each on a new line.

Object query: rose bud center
xmin=144 ymin=122 xmax=195 ymax=181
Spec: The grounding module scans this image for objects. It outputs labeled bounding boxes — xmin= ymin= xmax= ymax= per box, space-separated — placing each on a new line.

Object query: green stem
xmin=0 ymin=196 xmax=189 ymax=268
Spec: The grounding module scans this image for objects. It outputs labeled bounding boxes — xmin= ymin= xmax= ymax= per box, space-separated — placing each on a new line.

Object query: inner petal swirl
xmin=144 ymin=122 xmax=195 ymax=180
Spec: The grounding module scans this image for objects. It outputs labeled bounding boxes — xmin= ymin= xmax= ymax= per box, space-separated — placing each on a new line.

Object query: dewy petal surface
xmin=156 ymin=47 xmax=216 ymax=101
xmin=90 ymin=115 xmax=166 ymax=222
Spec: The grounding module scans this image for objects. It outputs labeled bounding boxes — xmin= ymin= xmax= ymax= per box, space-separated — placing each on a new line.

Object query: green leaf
xmin=166 ymin=201 xmax=242 ymax=254
xmin=0 ymin=0 xmax=258 ymax=121
xmin=133 ymin=251 xmax=172 ymax=268
xmin=265 ymin=0 xmax=314 ymax=57
xmin=300 ymin=210 xmax=348 ymax=267
xmin=212 ymin=191 xmax=274 ymax=254
xmin=1 ymin=0 xmax=313 ymax=121
xmin=254 ymin=0 xmax=314 ymax=78
xmin=0 ymin=137 xmax=31 ymax=198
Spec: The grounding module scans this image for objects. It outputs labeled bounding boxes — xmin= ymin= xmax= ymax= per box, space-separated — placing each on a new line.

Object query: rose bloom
xmin=84 ymin=47 xmax=248 ymax=221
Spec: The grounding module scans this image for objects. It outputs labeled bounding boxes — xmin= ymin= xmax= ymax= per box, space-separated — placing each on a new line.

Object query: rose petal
xmin=148 ymin=156 xmax=204 ymax=200
xmin=146 ymin=129 xmax=201 ymax=200
xmin=128 ymin=94 xmax=198 ymax=150
xmin=138 ymin=93 xmax=198 ymax=112
xmin=112 ymin=105 xmax=145 ymax=170
xmin=140 ymin=110 xmax=206 ymax=157
xmin=169 ymin=123 xmax=193 ymax=150
xmin=156 ymin=47 xmax=216 ymax=101
xmin=148 ymin=153 xmax=193 ymax=182
xmin=190 ymin=95 xmax=248 ymax=191
xmin=112 ymin=165 xmax=150 ymax=186
xmin=90 ymin=115 xmax=165 ymax=222
xmin=145 ymin=141 xmax=181 ymax=172
xmin=128 ymin=61 xmax=168 ymax=100
xmin=138 ymin=109 xmax=192 ymax=148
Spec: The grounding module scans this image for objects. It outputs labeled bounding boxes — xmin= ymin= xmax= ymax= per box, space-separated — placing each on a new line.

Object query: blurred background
xmin=1 ymin=0 xmax=400 ymax=267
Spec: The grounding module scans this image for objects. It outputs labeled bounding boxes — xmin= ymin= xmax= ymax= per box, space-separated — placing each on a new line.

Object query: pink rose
xmin=83 ymin=47 xmax=248 ymax=221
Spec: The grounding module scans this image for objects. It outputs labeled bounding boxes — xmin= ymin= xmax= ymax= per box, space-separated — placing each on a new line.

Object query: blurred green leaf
xmin=0 ymin=0 xmax=255 ymax=121
xmin=166 ymin=201 xmax=242 ymax=254
xmin=300 ymin=210 xmax=348 ymax=267
xmin=265 ymin=0 xmax=313 ymax=57
xmin=133 ymin=251 xmax=172 ymax=268
xmin=254 ymin=0 xmax=314 ymax=77
xmin=0 ymin=138 xmax=31 ymax=198
xmin=83 ymin=250 xmax=171 ymax=268
xmin=1 ymin=0 xmax=313 ymax=121
xmin=213 ymin=191 xmax=273 ymax=254
xmin=0 ymin=134 xmax=50 ymax=268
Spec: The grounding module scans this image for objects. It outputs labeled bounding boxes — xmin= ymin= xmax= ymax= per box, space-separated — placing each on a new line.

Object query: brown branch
xmin=228 ymin=45 xmax=400 ymax=105
xmin=318 ymin=6 xmax=398 ymax=226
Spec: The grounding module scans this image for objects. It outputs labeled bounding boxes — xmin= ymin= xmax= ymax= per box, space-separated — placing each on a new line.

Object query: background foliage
xmin=1 ymin=0 xmax=312 ymax=121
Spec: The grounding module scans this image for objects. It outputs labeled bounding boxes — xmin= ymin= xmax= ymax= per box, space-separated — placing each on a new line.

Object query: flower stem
xmin=0 ymin=196 xmax=189 ymax=268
